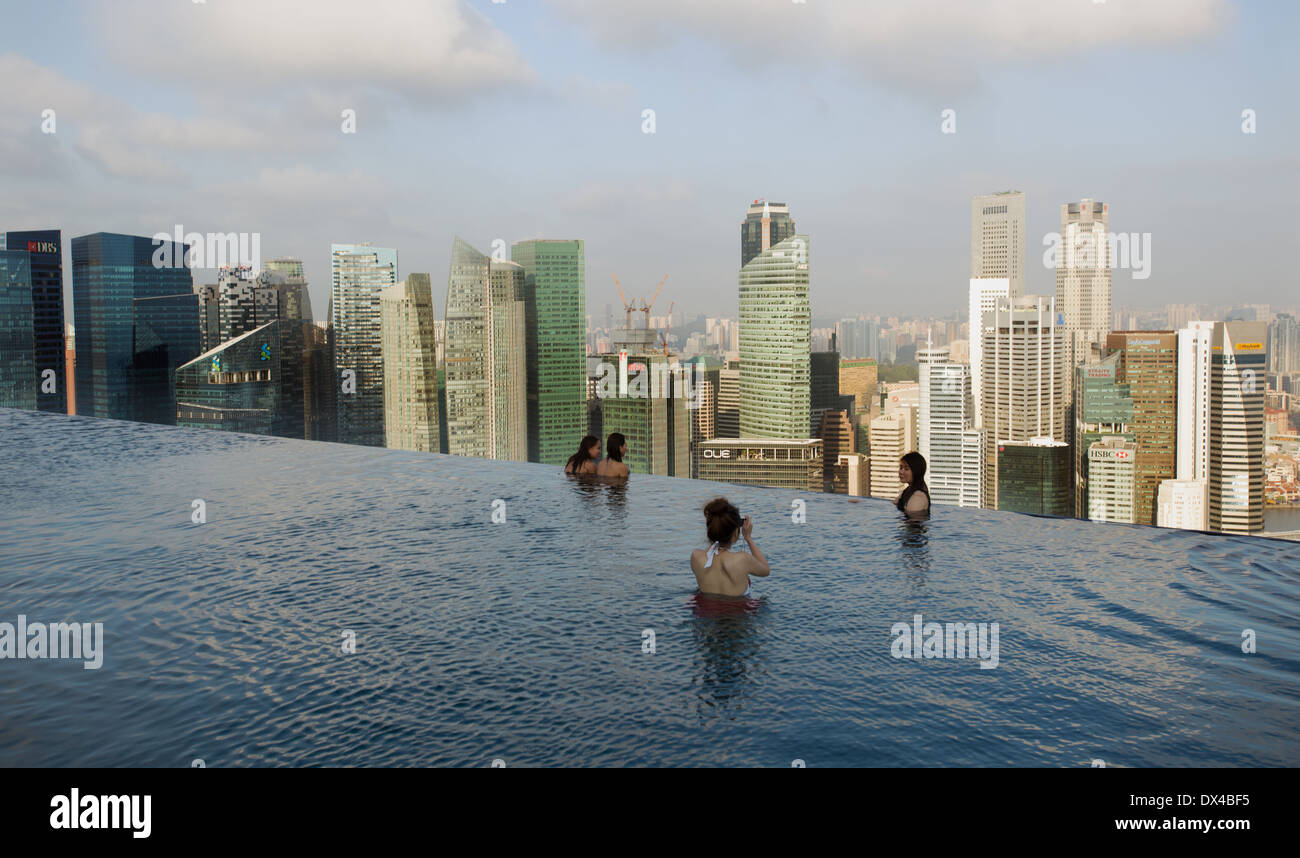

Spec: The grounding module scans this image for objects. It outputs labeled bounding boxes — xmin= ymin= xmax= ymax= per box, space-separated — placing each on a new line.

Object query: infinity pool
xmin=1 ymin=408 xmax=1297 ymax=766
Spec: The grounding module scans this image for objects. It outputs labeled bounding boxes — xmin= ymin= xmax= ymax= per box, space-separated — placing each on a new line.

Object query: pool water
xmin=1 ymin=408 xmax=1297 ymax=767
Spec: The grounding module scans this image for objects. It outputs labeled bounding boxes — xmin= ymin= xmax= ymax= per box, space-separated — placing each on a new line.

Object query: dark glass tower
xmin=4 ymin=230 xmax=66 ymax=412
xmin=71 ymin=232 xmax=198 ymax=424
xmin=740 ymin=200 xmax=796 ymax=268
xmin=0 ymin=250 xmax=35 ymax=409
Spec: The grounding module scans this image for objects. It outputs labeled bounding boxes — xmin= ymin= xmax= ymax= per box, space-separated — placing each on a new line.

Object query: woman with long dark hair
xmin=895 ymin=451 xmax=931 ymax=516
xmin=689 ymin=497 xmax=770 ymax=598
xmin=564 ymin=435 xmax=601 ymax=475
xmin=596 ymin=432 xmax=629 ymax=478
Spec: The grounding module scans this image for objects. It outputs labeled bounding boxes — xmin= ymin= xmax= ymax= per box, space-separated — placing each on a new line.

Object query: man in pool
xmin=689 ymin=497 xmax=770 ymax=598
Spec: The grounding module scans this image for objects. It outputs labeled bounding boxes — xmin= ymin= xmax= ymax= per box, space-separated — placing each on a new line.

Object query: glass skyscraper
xmin=997 ymin=439 xmax=1072 ymax=516
xmin=0 ymin=250 xmax=35 ymax=409
xmin=511 ymin=239 xmax=587 ymax=465
xmin=739 ymin=233 xmax=811 ymax=439
xmin=331 ymin=243 xmax=397 ymax=447
xmin=3 ymin=230 xmax=66 ymax=412
xmin=176 ymin=320 xmax=282 ymax=435
xmin=1073 ymin=353 xmax=1135 ymax=518
xmin=71 ymin=232 xmax=198 ymax=423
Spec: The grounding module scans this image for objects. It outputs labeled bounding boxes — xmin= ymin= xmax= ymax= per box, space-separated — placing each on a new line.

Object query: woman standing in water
xmin=895 ymin=451 xmax=931 ymax=516
xmin=564 ymin=435 xmax=601 ymax=475
xmin=689 ymin=497 xmax=770 ymax=598
xmin=596 ymin=432 xmax=629 ymax=478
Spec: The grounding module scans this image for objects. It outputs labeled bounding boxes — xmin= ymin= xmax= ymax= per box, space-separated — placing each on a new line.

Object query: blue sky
xmin=2 ymin=0 xmax=1296 ymax=321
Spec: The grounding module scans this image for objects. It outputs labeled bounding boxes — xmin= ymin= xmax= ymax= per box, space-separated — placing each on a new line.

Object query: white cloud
xmin=549 ymin=0 xmax=1232 ymax=93
xmin=95 ymin=0 xmax=536 ymax=104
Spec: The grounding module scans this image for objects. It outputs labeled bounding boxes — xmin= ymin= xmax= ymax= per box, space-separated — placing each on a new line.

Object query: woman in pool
xmin=690 ymin=497 xmax=770 ymax=598
xmin=895 ymin=451 xmax=931 ymax=516
xmin=596 ymin=432 xmax=629 ymax=478
xmin=564 ymin=435 xmax=601 ymax=475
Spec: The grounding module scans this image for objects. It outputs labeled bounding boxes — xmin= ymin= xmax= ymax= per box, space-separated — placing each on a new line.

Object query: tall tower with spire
xmin=741 ymin=200 xmax=796 ymax=268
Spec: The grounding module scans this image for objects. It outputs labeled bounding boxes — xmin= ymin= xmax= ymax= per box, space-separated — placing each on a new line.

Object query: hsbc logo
xmin=26 ymin=240 xmax=58 ymax=254
xmin=702 ymin=449 xmax=731 ymax=459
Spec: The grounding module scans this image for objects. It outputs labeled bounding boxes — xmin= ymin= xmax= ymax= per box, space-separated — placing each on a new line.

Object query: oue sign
xmin=702 ymin=449 xmax=731 ymax=459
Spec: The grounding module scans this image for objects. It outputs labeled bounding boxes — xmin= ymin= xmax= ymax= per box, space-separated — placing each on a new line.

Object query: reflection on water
xmin=688 ymin=595 xmax=764 ymax=722
xmin=2 ymin=408 xmax=1298 ymax=767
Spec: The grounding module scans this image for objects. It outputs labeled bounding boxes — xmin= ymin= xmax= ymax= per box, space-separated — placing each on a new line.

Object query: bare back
xmin=596 ymin=458 xmax=629 ymax=478
xmin=690 ymin=546 xmax=753 ymax=597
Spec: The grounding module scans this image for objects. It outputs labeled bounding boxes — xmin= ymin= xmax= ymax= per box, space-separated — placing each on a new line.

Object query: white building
xmin=1158 ymin=479 xmax=1208 ymax=530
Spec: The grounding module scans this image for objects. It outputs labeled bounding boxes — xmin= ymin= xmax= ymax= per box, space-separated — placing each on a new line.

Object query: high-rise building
xmin=968 ymin=277 xmax=1011 ymax=428
xmin=997 ymin=438 xmax=1072 ymax=516
xmin=1087 ymin=437 xmax=1138 ymax=523
xmin=1268 ymin=312 xmax=1300 ymax=375
xmin=71 ymin=232 xmax=198 ymax=424
xmin=1173 ymin=321 xmax=1214 ymax=528
xmin=741 ymin=200 xmax=796 ymax=268
xmin=511 ymin=239 xmax=587 ymax=465
xmin=683 ymin=355 xmax=719 ymax=478
xmin=331 ymin=243 xmax=397 ymax=446
xmin=444 ymin=237 xmax=527 ymax=460
xmin=697 ymin=438 xmax=822 ymax=492
xmin=0 ymin=249 xmax=35 ymax=409
xmin=1157 ymin=479 xmax=1207 ymax=530
xmin=1208 ymin=321 xmax=1267 ymax=533
xmin=1073 ymin=353 xmax=1134 ymax=518
xmin=869 ymin=410 xmax=913 ymax=500
xmin=839 ymin=357 xmax=877 ymax=414
xmin=811 ymin=350 xmax=842 ymax=437
xmin=717 ymin=364 xmax=740 ymax=438
xmin=380 ymin=273 xmax=441 ymax=453
xmin=304 ymin=321 xmax=336 ymax=442
xmin=599 ymin=350 xmax=691 ymax=476
xmin=176 ymin=320 xmax=282 ymax=435
xmin=1056 ymin=199 xmax=1112 ymax=375
xmin=739 ymin=233 xmax=811 ymax=439
xmin=981 ymin=295 xmax=1067 ymax=510
xmin=818 ymin=409 xmax=854 ymax=492
xmin=971 ymin=191 xmax=1025 ymax=297
xmin=3 ymin=230 xmax=66 ymax=412
xmin=923 ymin=359 xmax=982 ymax=508
xmin=1106 ymin=331 xmax=1178 ymax=525
xmin=916 ymin=336 xmax=950 ymax=462
xmin=833 ymin=453 xmax=869 ymax=497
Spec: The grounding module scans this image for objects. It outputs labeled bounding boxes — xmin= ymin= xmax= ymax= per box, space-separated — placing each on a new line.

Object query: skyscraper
xmin=1169 ymin=320 xmax=1215 ymax=529
xmin=997 ymin=438 xmax=1072 ymax=516
xmin=1268 ymin=312 xmax=1300 ymax=375
xmin=741 ymin=200 xmax=796 ymax=268
xmin=1208 ymin=321 xmax=1267 ymax=533
xmin=1106 ymin=331 xmax=1178 ymax=525
xmin=1057 ymin=199 xmax=1112 ymax=375
xmin=916 ymin=336 xmax=949 ymax=462
xmin=444 ymin=237 xmax=527 ymax=460
xmin=511 ymin=239 xmax=587 ymax=465
xmin=869 ymin=409 xmax=914 ymax=500
xmin=717 ymin=364 xmax=740 ymax=438
xmin=968 ymin=277 xmax=1010 ymax=429
xmin=176 ymin=320 xmax=282 ymax=435
xmin=380 ymin=273 xmax=441 ymax=453
xmin=71 ymin=232 xmax=198 ymax=423
xmin=3 ymin=230 xmax=66 ymax=412
xmin=331 ymin=243 xmax=397 ymax=447
xmin=1073 ymin=353 xmax=1134 ymax=518
xmin=739 ymin=233 xmax=811 ymax=439
xmin=0 ymin=249 xmax=35 ymax=409
xmin=1087 ymin=437 xmax=1138 ymax=523
xmin=810 ymin=349 xmax=842 ymax=437
xmin=981 ymin=295 xmax=1067 ymax=510
xmin=923 ymin=358 xmax=982 ymax=508
xmin=971 ymin=191 xmax=1025 ymax=297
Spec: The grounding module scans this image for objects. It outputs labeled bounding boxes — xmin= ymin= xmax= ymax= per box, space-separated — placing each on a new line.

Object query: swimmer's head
xmin=606 ymin=432 xmax=627 ymax=463
xmin=900 ymin=451 xmax=926 ymax=487
xmin=703 ymin=497 xmax=742 ymax=547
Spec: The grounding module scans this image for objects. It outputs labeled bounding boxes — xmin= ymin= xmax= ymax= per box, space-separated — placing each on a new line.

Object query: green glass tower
xmin=511 ymin=239 xmax=586 ymax=465
xmin=739 ymin=233 xmax=811 ymax=439
xmin=1073 ymin=353 xmax=1135 ymax=517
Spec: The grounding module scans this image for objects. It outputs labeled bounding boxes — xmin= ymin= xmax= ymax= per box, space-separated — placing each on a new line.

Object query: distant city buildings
xmin=331 ymin=243 xmax=397 ymax=447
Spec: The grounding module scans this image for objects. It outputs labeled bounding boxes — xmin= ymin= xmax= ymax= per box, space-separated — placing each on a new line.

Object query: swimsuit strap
xmin=704 ymin=541 xmax=721 ymax=568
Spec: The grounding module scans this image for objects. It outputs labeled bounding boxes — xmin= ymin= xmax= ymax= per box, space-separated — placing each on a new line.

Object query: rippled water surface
xmin=1 ymin=408 xmax=1297 ymax=767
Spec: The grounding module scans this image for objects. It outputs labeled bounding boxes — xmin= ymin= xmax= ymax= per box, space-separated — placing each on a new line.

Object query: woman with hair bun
xmin=689 ymin=497 xmax=770 ymax=598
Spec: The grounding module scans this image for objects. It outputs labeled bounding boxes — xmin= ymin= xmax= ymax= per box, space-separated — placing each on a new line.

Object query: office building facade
xmin=331 ymin=243 xmax=398 ymax=446
xmin=697 ymin=438 xmax=822 ymax=492
xmin=3 ymin=230 xmax=66 ymax=412
xmin=1208 ymin=321 xmax=1267 ymax=533
xmin=738 ymin=233 xmax=811 ymax=439
xmin=380 ymin=274 xmax=441 ymax=453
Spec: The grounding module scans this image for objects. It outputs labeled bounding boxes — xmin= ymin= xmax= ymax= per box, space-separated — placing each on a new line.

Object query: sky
xmin=1 ymin=0 xmax=1297 ymax=322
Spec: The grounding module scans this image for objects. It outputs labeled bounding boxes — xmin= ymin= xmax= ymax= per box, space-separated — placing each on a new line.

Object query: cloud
xmin=549 ymin=0 xmax=1232 ymax=94
xmin=95 ymin=0 xmax=536 ymax=105
xmin=0 ymin=52 xmax=279 ymax=180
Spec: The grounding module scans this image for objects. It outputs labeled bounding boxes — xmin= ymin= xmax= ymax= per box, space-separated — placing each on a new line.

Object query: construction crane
xmin=659 ymin=301 xmax=675 ymax=356
xmin=611 ymin=273 xmax=668 ymax=329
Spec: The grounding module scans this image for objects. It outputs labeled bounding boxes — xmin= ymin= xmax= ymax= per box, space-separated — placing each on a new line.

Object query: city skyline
xmin=1 ymin=1 xmax=1296 ymax=322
